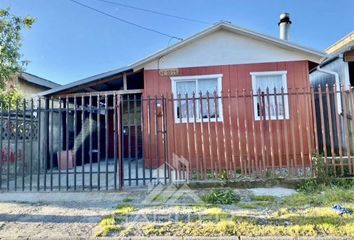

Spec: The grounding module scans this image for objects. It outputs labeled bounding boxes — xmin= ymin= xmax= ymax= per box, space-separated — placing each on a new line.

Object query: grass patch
xmin=237 ymin=195 xmax=276 ymax=209
xmin=96 ymin=215 xmax=121 ymax=237
xmin=202 ymin=207 xmax=231 ymax=219
xmin=129 ymin=219 xmax=354 ymax=237
xmin=114 ymin=204 xmax=136 ymax=215
xmin=96 ymin=204 xmax=136 ymax=237
xmin=282 ymin=188 xmax=354 ymax=207
xmin=201 ymin=189 xmax=241 ymax=204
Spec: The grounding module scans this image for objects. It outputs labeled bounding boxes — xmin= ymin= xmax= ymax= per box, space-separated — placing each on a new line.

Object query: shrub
xmin=201 ymin=189 xmax=241 ymax=204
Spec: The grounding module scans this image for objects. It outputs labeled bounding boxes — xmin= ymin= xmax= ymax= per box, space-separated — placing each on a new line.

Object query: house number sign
xmin=159 ymin=68 xmax=179 ymax=76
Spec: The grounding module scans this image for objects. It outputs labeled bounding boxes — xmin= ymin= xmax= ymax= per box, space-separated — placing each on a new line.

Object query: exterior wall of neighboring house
xmin=16 ymin=79 xmax=51 ymax=98
xmin=142 ymin=60 xmax=314 ymax=169
xmin=310 ymin=51 xmax=354 ymax=155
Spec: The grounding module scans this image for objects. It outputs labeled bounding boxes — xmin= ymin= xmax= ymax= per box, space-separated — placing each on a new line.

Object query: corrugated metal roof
xmin=20 ymin=72 xmax=60 ymax=89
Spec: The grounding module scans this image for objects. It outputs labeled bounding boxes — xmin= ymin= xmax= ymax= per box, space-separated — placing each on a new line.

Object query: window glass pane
xmin=176 ymin=81 xmax=196 ymax=119
xmin=253 ymin=74 xmax=286 ymax=119
xmin=198 ymin=78 xmax=218 ymax=95
xmin=198 ymin=78 xmax=218 ymax=118
xmin=253 ymin=75 xmax=283 ymax=92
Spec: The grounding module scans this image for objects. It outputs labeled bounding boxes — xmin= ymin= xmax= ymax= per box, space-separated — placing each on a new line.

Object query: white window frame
xmin=251 ymin=71 xmax=289 ymax=120
xmin=171 ymin=74 xmax=223 ymax=123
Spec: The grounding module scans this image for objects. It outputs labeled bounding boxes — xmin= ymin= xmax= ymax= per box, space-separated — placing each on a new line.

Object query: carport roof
xmin=39 ymin=66 xmax=132 ymax=96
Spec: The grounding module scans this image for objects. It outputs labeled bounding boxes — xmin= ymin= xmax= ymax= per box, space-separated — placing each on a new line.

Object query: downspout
xmin=316 ymin=66 xmax=342 ymax=114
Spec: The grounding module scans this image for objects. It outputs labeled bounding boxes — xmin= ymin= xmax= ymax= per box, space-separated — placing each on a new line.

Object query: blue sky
xmin=2 ymin=0 xmax=354 ymax=85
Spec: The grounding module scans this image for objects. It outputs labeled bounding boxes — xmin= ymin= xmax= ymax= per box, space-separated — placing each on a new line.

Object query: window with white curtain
xmin=251 ymin=71 xmax=289 ymax=120
xmin=171 ymin=74 xmax=223 ymax=122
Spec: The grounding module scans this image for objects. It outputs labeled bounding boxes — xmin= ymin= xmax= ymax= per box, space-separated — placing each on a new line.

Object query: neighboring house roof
xmin=41 ymin=22 xmax=326 ymax=97
xmin=20 ymin=72 xmax=61 ymax=89
xmin=311 ymin=46 xmax=354 ymax=72
xmin=325 ymin=31 xmax=354 ymax=54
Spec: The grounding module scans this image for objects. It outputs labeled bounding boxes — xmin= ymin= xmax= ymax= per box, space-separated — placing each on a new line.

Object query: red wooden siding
xmin=142 ymin=61 xmax=314 ymax=171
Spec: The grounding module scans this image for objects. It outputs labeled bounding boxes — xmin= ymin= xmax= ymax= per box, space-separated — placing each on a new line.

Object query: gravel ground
xmin=0 ymin=191 xmax=146 ymax=239
xmin=0 ymin=186 xmax=298 ymax=239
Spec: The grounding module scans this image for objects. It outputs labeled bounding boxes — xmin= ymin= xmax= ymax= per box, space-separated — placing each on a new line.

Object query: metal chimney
xmin=278 ymin=13 xmax=291 ymax=41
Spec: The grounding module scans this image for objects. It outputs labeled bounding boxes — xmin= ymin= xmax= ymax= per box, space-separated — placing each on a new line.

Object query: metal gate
xmin=0 ymin=93 xmax=171 ymax=192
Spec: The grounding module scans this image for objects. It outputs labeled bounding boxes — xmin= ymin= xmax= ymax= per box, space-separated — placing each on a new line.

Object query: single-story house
xmin=39 ymin=14 xmax=326 ymax=176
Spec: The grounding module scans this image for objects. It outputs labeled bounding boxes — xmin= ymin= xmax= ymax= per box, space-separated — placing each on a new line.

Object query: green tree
xmin=0 ymin=7 xmax=35 ymax=89
xmin=0 ymin=86 xmax=24 ymax=109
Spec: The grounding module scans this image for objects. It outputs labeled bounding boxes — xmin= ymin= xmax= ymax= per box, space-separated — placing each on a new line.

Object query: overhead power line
xmin=68 ymin=0 xmax=183 ymax=41
xmin=96 ymin=0 xmax=212 ymax=25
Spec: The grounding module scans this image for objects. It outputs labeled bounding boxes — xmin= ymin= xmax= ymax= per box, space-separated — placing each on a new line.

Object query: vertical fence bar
xmin=199 ymin=92 xmax=206 ymax=179
xmin=81 ymin=96 xmax=85 ymax=190
xmin=296 ymin=88 xmax=305 ymax=174
xmin=104 ymin=95 xmax=108 ymax=190
xmin=96 ymin=95 xmax=100 ymax=190
xmin=65 ymin=96 xmax=70 ymax=190
xmin=170 ymin=94 xmax=177 ymax=182
xmin=221 ymin=92 xmax=229 ymax=176
xmin=89 ymin=95 xmax=93 ymax=191
xmin=304 ymin=88 xmax=313 ymax=172
xmin=37 ymin=98 xmax=41 ymax=191
xmin=250 ymin=90 xmax=258 ymax=174
xmin=161 ymin=95 xmax=168 ymax=184
xmin=6 ymin=98 xmax=10 ymax=191
xmin=185 ymin=93 xmax=192 ymax=180
xmin=141 ymin=94 xmax=146 ymax=185
xmin=213 ymin=91 xmax=221 ymax=175
xmin=134 ymin=95 xmax=139 ymax=185
xmin=177 ymin=94 xmax=183 ymax=179
xmin=310 ymin=87 xmax=319 ymax=155
xmin=154 ymin=96 xmax=159 ymax=182
xmin=325 ymin=85 xmax=336 ymax=175
xmin=119 ymin=95 xmax=123 ymax=189
xmin=281 ymin=88 xmax=290 ymax=173
xmin=30 ymin=99 xmax=34 ymax=191
xmin=50 ymin=98 xmax=54 ymax=191
xmin=22 ymin=99 xmax=26 ymax=191
xmin=242 ymin=89 xmax=251 ymax=175
xmin=127 ymin=95 xmax=132 ymax=186
xmin=332 ymin=85 xmax=344 ymax=175
xmin=348 ymin=87 xmax=354 ymax=173
xmin=341 ymin=85 xmax=352 ymax=175
xmin=206 ymin=92 xmax=214 ymax=177
xmin=266 ymin=88 xmax=275 ymax=173
xmin=14 ymin=100 xmax=19 ymax=191
xmin=228 ymin=90 xmax=236 ymax=175
xmin=58 ymin=97 xmax=62 ymax=191
xmin=318 ymin=85 xmax=328 ymax=170
xmin=0 ymin=101 xmax=3 ymax=189
xmin=289 ymin=89 xmax=297 ymax=174
xmin=192 ymin=93 xmax=199 ymax=179
xmin=257 ymin=90 xmax=266 ymax=173
xmin=118 ymin=95 xmax=123 ymax=190
xmin=235 ymin=90 xmax=244 ymax=175
xmin=73 ymin=96 xmax=77 ymax=191
xmin=147 ymin=96 xmax=152 ymax=182
xmin=113 ymin=94 xmax=118 ymax=190
xmin=274 ymin=87 xmax=282 ymax=169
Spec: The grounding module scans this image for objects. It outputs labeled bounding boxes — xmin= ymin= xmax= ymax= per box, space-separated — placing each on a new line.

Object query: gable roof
xmin=41 ymin=22 xmax=326 ymax=96
xmin=20 ymin=72 xmax=60 ymax=89
xmin=131 ymin=22 xmax=326 ymax=70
